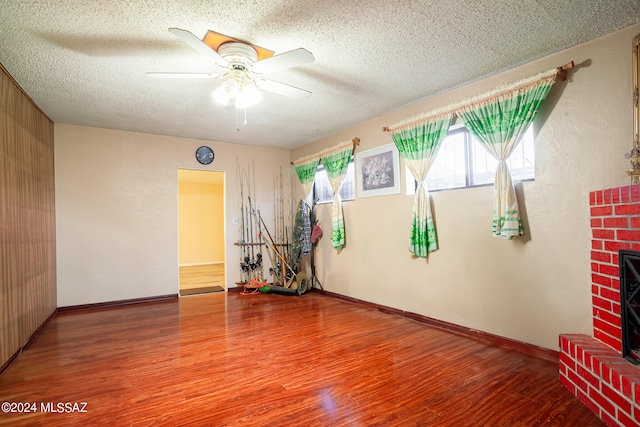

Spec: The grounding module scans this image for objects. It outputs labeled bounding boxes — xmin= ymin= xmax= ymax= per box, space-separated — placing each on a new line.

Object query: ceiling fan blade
xmin=146 ymin=72 xmax=223 ymax=79
xmin=168 ymin=28 xmax=228 ymax=68
xmin=256 ymin=78 xmax=311 ymax=100
xmin=252 ymin=48 xmax=314 ymax=74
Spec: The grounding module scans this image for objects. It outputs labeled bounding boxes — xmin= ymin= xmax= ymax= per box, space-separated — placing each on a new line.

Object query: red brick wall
xmin=558 ymin=184 xmax=640 ymax=426
xmin=589 ymin=184 xmax=640 ymax=352
xmin=560 ymin=334 xmax=640 ymax=426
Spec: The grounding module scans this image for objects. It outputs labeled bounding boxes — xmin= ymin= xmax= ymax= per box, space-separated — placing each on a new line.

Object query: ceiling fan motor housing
xmin=218 ymin=42 xmax=258 ymax=67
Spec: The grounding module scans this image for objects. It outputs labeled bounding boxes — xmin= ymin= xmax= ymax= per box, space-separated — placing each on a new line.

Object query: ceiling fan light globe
xmin=235 ymin=84 xmax=262 ymax=109
xmin=212 ymin=82 xmax=238 ymax=105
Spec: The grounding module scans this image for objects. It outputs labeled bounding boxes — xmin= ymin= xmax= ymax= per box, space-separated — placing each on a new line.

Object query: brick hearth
xmin=559 ymin=184 xmax=640 ymax=426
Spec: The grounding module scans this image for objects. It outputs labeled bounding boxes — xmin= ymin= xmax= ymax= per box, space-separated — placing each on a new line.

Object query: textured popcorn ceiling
xmin=1 ymin=0 xmax=640 ymax=149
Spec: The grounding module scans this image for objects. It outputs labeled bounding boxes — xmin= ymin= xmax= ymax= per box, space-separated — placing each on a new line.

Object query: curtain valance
xmin=291 ymin=137 xmax=360 ymax=167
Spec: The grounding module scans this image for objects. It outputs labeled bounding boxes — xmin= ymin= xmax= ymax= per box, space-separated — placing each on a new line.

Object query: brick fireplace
xmin=559 ymin=184 xmax=640 ymax=426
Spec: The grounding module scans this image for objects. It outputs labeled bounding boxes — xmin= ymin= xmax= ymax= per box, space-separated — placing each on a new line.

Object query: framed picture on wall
xmin=355 ymin=143 xmax=401 ymax=198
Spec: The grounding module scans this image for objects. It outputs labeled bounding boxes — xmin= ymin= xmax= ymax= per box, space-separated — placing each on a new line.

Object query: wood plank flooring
xmin=179 ymin=263 xmax=225 ymax=292
xmin=0 ymin=292 xmax=603 ymax=426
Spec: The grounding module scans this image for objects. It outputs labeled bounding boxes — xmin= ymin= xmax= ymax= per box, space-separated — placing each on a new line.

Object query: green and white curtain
xmin=457 ymin=68 xmax=557 ymax=239
xmin=320 ymin=143 xmax=354 ymax=250
xmin=389 ymin=112 xmax=454 ymax=258
xmin=293 ymin=158 xmax=320 ymax=200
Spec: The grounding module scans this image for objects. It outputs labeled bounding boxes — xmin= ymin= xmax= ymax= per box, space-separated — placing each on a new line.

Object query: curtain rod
xmin=382 ymin=61 xmax=574 ymax=133
xmin=291 ymin=137 xmax=360 ymax=166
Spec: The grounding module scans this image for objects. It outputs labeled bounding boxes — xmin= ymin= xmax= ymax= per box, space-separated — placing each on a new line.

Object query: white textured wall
xmin=291 ymin=23 xmax=640 ymax=350
xmin=55 ymin=125 xmax=289 ymax=306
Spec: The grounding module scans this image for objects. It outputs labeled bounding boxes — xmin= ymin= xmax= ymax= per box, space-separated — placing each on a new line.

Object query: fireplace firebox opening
xmin=619 ymin=249 xmax=640 ymax=364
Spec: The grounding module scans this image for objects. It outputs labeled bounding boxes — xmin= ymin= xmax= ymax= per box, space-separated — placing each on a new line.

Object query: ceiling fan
xmin=147 ymin=28 xmax=315 ymax=108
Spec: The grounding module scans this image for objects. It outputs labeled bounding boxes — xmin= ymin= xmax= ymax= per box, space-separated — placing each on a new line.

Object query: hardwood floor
xmin=0 ymin=292 xmax=602 ymax=426
xmin=179 ymin=263 xmax=225 ymax=291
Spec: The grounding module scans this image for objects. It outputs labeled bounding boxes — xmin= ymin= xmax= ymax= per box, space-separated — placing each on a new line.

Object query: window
xmin=406 ymin=124 xmax=535 ymax=194
xmin=312 ymin=157 xmax=355 ymax=204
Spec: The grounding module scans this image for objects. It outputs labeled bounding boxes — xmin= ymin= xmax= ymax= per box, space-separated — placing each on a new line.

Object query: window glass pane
xmin=313 ymin=158 xmax=355 ymax=204
xmin=314 ymin=167 xmax=332 ymax=203
xmin=470 ymin=124 xmax=535 ymax=185
xmin=426 ymin=130 xmax=466 ymax=191
xmin=469 ymin=138 xmax=498 ymax=186
xmin=507 ymin=125 xmax=535 ymax=181
xmin=405 ymin=164 xmax=416 ymax=195
xmin=339 ymin=160 xmax=355 ymax=199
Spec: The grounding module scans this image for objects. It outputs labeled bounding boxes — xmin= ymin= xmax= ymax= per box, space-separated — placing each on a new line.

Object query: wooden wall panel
xmin=1 ymin=64 xmax=56 ymax=368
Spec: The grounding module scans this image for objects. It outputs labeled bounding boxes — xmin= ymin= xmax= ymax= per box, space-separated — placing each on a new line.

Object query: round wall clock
xmin=195 ymin=146 xmax=214 ymax=165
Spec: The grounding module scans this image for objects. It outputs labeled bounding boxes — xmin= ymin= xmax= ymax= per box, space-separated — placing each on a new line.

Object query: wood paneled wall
xmin=1 ymin=64 xmax=56 ymax=369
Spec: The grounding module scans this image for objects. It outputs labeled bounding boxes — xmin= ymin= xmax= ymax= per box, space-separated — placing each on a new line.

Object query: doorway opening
xmin=177 ymin=169 xmax=226 ymax=296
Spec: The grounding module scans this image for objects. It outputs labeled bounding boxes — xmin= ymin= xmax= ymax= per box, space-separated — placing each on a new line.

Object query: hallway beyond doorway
xmin=179 ymin=263 xmax=225 ymax=296
xmin=177 ymin=168 xmax=226 ymax=296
